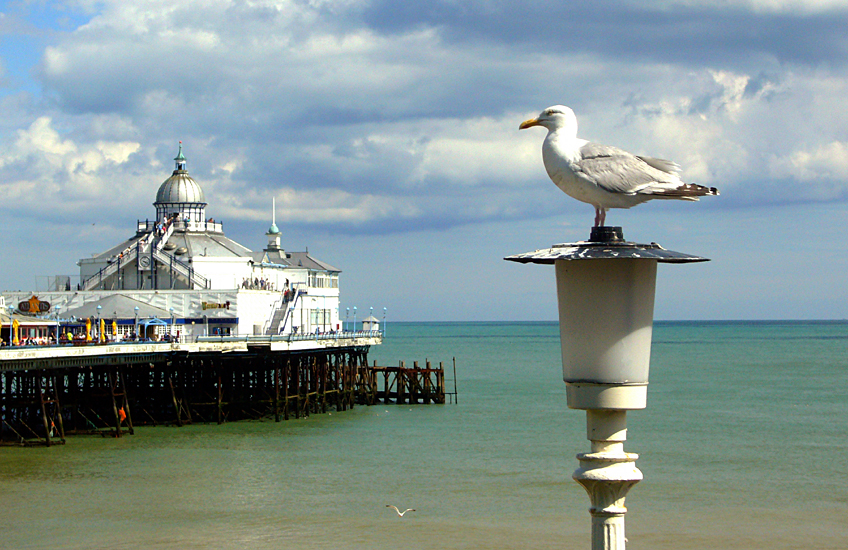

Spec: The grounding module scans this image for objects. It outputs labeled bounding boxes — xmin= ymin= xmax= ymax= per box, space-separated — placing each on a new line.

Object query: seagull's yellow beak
xmin=519 ymin=117 xmax=541 ymax=130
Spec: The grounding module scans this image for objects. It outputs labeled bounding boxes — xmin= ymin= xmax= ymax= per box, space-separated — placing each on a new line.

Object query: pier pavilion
xmin=1 ymin=144 xmax=361 ymax=342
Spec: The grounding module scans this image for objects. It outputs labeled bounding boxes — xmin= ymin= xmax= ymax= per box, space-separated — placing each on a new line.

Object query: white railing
xmin=151 ymin=248 xmax=210 ymax=289
xmin=80 ymin=246 xmax=139 ymax=290
xmin=155 ymin=222 xmax=175 ymax=251
xmin=261 ymin=292 xmax=289 ymax=335
xmin=277 ymin=288 xmax=307 ymax=334
xmin=138 ymin=219 xmax=224 ymax=234
xmin=196 ymin=330 xmax=382 ymax=344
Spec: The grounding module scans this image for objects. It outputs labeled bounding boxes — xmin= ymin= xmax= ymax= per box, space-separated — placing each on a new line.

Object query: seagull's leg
xmin=599 ymin=208 xmax=607 ymax=227
xmin=594 ymin=208 xmax=601 ymax=227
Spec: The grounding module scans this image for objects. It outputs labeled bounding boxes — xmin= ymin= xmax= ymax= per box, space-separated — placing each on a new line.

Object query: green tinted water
xmin=1 ymin=322 xmax=845 ymax=549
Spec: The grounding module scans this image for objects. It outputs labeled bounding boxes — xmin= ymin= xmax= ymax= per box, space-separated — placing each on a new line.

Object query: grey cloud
xmin=360 ymin=1 xmax=848 ymax=70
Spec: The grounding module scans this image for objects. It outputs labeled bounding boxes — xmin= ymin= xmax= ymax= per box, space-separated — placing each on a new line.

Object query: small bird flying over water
xmin=519 ymin=105 xmax=718 ymax=227
xmin=386 ymin=505 xmax=415 ymax=517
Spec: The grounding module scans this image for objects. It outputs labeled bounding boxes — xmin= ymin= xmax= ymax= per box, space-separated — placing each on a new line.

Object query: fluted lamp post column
xmin=506 ymin=226 xmax=708 ymax=550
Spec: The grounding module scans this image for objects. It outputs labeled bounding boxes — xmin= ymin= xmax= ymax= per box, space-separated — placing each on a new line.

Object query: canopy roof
xmin=61 ymin=294 xmax=172 ymax=320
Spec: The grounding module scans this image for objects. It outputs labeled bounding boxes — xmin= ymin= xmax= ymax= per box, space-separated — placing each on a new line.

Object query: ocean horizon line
xmin=382 ymin=318 xmax=848 ymax=325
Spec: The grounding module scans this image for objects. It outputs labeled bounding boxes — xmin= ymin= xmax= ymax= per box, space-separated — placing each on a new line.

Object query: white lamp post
xmin=96 ymin=305 xmax=102 ymax=344
xmin=353 ymin=306 xmax=357 ymax=334
xmin=134 ymin=306 xmax=139 ymax=340
xmin=506 ymin=226 xmax=708 ymax=550
xmin=55 ymin=306 xmax=61 ymax=345
xmin=383 ymin=307 xmax=387 ymax=336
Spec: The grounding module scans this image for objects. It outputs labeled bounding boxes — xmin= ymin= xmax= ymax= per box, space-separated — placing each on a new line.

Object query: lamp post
xmin=55 ymin=306 xmax=61 ymax=345
xmin=7 ymin=306 xmax=14 ymax=346
xmin=383 ymin=307 xmax=387 ymax=336
xmin=345 ymin=307 xmax=349 ymax=333
xmin=170 ymin=307 xmax=175 ymax=341
xmin=134 ymin=306 xmax=139 ymax=341
xmin=506 ymin=226 xmax=708 ymax=550
xmin=96 ymin=305 xmax=102 ymax=344
xmin=353 ymin=306 xmax=357 ymax=335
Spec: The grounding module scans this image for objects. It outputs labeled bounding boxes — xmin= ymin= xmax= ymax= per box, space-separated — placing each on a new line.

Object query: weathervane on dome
xmin=175 ymin=141 xmax=186 ymax=171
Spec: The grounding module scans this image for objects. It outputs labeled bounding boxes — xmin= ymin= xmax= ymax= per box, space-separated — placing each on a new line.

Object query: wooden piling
xmin=1 ymin=347 xmax=454 ymax=446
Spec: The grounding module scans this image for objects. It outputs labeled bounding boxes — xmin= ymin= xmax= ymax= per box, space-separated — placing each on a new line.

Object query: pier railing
xmin=0 ymin=330 xmax=381 ymax=354
xmin=196 ymin=330 xmax=382 ymax=344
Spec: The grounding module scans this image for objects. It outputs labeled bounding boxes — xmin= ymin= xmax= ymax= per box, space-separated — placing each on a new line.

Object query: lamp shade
xmin=556 ymin=258 xmax=657 ymax=384
xmin=556 ymin=258 xmax=657 ymax=410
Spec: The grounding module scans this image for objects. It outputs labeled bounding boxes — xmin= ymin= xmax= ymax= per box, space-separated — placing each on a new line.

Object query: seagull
xmin=519 ymin=105 xmax=718 ymax=227
xmin=386 ymin=505 xmax=416 ymax=517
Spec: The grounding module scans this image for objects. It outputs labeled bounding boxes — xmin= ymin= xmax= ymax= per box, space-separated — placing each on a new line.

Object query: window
xmin=309 ymin=309 xmax=331 ymax=327
xmin=308 ymin=273 xmax=339 ymax=288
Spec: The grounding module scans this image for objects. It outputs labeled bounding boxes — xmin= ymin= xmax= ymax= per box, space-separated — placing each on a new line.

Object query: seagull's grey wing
xmin=575 ymin=143 xmax=678 ymax=195
xmin=636 ymin=155 xmax=681 ymax=175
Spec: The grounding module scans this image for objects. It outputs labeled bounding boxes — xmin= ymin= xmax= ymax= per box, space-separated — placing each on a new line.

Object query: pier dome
xmin=156 ymin=172 xmax=205 ymax=204
xmin=153 ymin=143 xmax=207 ymax=222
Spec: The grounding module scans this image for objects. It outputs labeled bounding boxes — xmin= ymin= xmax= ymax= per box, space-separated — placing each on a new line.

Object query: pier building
xmin=1 ymin=144 xmax=355 ymax=343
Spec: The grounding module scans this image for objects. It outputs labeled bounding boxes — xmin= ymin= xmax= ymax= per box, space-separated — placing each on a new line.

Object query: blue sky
xmin=1 ymin=0 xmax=847 ymax=321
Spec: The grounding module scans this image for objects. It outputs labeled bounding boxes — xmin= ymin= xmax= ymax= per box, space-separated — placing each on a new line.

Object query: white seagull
xmin=386 ymin=505 xmax=416 ymax=517
xmin=519 ymin=105 xmax=718 ymax=227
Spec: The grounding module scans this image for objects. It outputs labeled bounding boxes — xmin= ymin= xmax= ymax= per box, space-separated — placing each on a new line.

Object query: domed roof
xmin=154 ymin=143 xmax=206 ymax=205
xmin=155 ymin=171 xmax=206 ymax=204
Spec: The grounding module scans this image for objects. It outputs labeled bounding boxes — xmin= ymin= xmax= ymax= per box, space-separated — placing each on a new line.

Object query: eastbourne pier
xmin=0 ymin=145 xmax=448 ymax=446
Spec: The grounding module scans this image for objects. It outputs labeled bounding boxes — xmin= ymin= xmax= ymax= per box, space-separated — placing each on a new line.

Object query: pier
xmin=0 ymin=337 xmax=453 ymax=447
xmin=366 ymin=359 xmax=458 ymax=405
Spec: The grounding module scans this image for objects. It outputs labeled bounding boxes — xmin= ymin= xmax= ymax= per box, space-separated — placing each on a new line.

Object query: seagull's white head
xmin=519 ymin=105 xmax=578 ymax=136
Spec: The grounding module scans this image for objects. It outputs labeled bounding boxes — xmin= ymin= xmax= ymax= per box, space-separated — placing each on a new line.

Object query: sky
xmin=1 ymin=0 xmax=847 ymax=321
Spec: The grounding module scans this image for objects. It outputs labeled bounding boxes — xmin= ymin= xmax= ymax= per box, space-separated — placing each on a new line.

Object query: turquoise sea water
xmin=1 ymin=321 xmax=846 ymax=550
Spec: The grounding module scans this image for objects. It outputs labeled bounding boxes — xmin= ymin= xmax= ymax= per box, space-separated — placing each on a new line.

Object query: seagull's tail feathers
xmin=640 ymin=183 xmax=719 ymax=201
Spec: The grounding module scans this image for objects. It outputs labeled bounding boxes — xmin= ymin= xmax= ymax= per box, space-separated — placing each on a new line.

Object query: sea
xmin=1 ymin=321 xmax=846 ymax=550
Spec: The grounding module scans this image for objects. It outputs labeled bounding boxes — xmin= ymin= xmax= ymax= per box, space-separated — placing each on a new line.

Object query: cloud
xmin=0 ymin=116 xmax=141 ymax=208
xmin=769 ymin=141 xmax=848 ymax=187
xmin=362 ymin=0 xmax=848 ymax=69
xmin=5 ymin=0 xmax=848 ymax=234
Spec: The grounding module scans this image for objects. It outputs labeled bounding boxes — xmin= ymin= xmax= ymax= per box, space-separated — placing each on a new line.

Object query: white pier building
xmin=1 ymin=145 xmax=380 ymax=346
